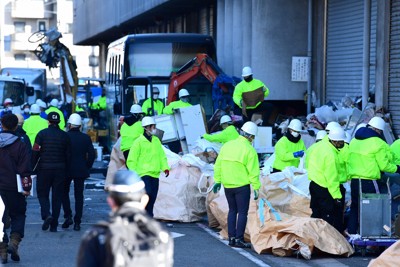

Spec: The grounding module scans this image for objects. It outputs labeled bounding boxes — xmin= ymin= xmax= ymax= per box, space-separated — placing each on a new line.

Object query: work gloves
xmin=213 ymin=183 xmax=221 ymax=193
xmin=164 ymin=170 xmax=170 ymax=177
xmin=293 ymin=150 xmax=304 ymax=158
xmin=254 ymin=189 xmax=259 ymax=200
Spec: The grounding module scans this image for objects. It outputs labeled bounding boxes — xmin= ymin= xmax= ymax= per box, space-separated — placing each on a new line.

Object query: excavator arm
xmin=167 ymin=53 xmax=232 ymax=104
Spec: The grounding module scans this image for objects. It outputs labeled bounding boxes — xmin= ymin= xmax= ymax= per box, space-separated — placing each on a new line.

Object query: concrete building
xmin=73 ymin=0 xmax=400 ymax=136
xmin=0 ymin=0 xmax=99 ymax=86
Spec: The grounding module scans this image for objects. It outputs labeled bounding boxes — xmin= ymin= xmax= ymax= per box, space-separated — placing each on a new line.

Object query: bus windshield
xmin=127 ymin=42 xmax=216 ymax=77
xmin=0 ymin=80 xmax=25 ymax=107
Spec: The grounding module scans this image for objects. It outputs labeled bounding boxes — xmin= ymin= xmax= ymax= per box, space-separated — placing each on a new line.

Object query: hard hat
xmin=76 ymin=98 xmax=86 ymax=104
xmin=345 ymin=132 xmax=352 ymax=144
xmin=15 ymin=113 xmax=24 ymax=125
xmin=153 ymin=87 xmax=160 ymax=94
xmin=288 ymin=119 xmax=302 ymax=132
xmin=68 ymin=113 xmax=82 ymax=126
xmin=315 ymin=130 xmax=327 ymax=141
xmin=37 ymin=99 xmax=47 ymax=109
xmin=130 ymin=104 xmax=142 ymax=114
xmin=219 ymin=115 xmax=232 ymax=125
xmin=328 ymin=127 xmax=346 ymax=141
xmin=3 ymin=98 xmax=13 ymax=105
xmin=108 ymin=170 xmax=146 ymax=203
xmin=30 ymin=104 xmax=41 ymax=114
xmin=325 ymin=121 xmax=341 ymax=132
xmin=47 ymin=111 xmax=60 ymax=123
xmin=178 ymin=89 xmax=190 ymax=98
xmin=241 ymin=66 xmax=253 ymax=77
xmin=241 ymin=121 xmax=258 ymax=136
xmin=368 ymin=116 xmax=385 ymax=131
xmin=142 ymin=116 xmax=156 ymax=127
xmin=50 ymin=99 xmax=59 ymax=107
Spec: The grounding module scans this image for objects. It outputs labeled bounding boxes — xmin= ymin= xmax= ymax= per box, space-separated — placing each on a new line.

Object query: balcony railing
xmin=11 ymin=0 xmax=54 ymax=19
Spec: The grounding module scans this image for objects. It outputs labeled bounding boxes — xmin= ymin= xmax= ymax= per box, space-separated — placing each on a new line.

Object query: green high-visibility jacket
xmin=22 ymin=115 xmax=48 ymax=145
xmin=307 ymin=140 xmax=343 ymax=199
xmin=90 ymin=96 xmax=106 ymax=110
xmin=348 ymin=136 xmax=397 ymax=180
xmin=120 ymin=121 xmax=144 ymax=152
xmin=203 ymin=125 xmax=239 ymax=144
xmin=45 ymin=106 xmax=65 ymax=130
xmin=338 ymin=143 xmax=350 ymax=183
xmin=163 ymin=100 xmax=191 ymax=115
xmin=76 ymin=106 xmax=84 ymax=112
xmin=214 ymin=136 xmax=260 ymax=189
xmin=142 ymin=98 xmax=164 ymax=116
xmin=390 ymin=139 xmax=400 ymax=165
xmin=126 ymin=134 xmax=169 ymax=178
xmin=233 ymin=79 xmax=269 ymax=109
xmin=273 ymin=135 xmax=306 ymax=171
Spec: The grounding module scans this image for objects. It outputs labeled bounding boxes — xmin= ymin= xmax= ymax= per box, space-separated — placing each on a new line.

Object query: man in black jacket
xmin=62 ymin=113 xmax=95 ymax=231
xmin=32 ymin=112 xmax=71 ymax=232
xmin=0 ymin=114 xmax=32 ymax=263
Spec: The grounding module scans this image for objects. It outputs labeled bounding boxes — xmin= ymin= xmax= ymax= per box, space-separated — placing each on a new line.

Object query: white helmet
xmin=328 ymin=127 xmax=346 ymax=141
xmin=315 ymin=130 xmax=327 ymax=141
xmin=368 ymin=116 xmax=385 ymax=131
xmin=68 ymin=113 xmax=82 ymax=126
xmin=220 ymin=115 xmax=232 ymax=125
xmin=30 ymin=104 xmax=41 ymax=114
xmin=50 ymin=99 xmax=59 ymax=107
xmin=3 ymin=98 xmax=13 ymax=105
xmin=288 ymin=119 xmax=302 ymax=132
xmin=326 ymin=121 xmax=341 ymax=132
xmin=142 ymin=116 xmax=156 ymax=127
xmin=178 ymin=89 xmax=190 ymax=98
xmin=130 ymin=104 xmax=142 ymax=114
xmin=37 ymin=99 xmax=47 ymax=109
xmin=241 ymin=66 xmax=253 ymax=77
xmin=76 ymin=98 xmax=86 ymax=104
xmin=345 ymin=132 xmax=352 ymax=144
xmin=241 ymin=121 xmax=258 ymax=136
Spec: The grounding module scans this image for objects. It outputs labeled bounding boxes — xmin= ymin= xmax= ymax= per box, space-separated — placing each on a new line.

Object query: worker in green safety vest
xmin=142 ymin=87 xmax=164 ymax=116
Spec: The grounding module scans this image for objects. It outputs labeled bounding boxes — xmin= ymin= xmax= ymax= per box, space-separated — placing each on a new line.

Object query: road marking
xmin=170 ymin=232 xmax=185 ymax=239
xmin=197 ymin=223 xmax=272 ymax=267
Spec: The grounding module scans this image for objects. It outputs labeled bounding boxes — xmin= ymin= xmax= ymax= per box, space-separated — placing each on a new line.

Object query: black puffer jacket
xmin=32 ymin=124 xmax=71 ymax=170
xmin=67 ymin=127 xmax=95 ymax=178
xmin=0 ymin=131 xmax=31 ymax=191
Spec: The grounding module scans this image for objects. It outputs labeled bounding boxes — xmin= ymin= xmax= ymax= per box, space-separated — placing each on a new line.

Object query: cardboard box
xmin=97 ymin=129 xmax=109 ymax=137
xmin=87 ymin=129 xmax=98 ymax=142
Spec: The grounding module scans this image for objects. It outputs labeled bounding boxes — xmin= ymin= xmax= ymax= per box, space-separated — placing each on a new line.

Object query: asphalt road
xmin=2 ymin=174 xmax=379 ymax=267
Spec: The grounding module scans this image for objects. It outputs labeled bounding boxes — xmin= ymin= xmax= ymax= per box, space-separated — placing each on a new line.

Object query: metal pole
xmin=307 ymin=0 xmax=313 ymax=114
xmin=362 ymin=0 xmax=371 ymax=109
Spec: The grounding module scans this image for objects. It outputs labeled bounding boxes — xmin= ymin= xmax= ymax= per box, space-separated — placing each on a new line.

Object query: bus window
xmin=0 ymin=80 xmax=25 ymax=107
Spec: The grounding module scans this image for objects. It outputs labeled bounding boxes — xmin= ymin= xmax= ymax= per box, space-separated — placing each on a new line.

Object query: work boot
xmin=8 ymin=233 xmax=21 ymax=262
xmin=228 ymin=237 xmax=236 ymax=247
xmin=0 ymin=242 xmax=8 ymax=264
xmin=234 ymin=238 xmax=251 ymax=249
xmin=42 ymin=215 xmax=53 ymax=231
xmin=73 ymin=223 xmax=81 ymax=231
xmin=62 ymin=217 xmax=73 ymax=229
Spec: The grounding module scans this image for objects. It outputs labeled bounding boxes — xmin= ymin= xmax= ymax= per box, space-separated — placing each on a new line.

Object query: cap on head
xmin=130 ymin=104 xmax=142 ymax=114
xmin=241 ymin=121 xmax=258 ymax=136
xmin=47 ymin=111 xmax=60 ymax=123
xmin=368 ymin=116 xmax=385 ymax=131
xmin=326 ymin=121 xmax=341 ymax=132
xmin=108 ymin=170 xmax=146 ymax=204
xmin=315 ymin=130 xmax=327 ymax=141
xmin=68 ymin=113 xmax=82 ymax=126
xmin=178 ymin=89 xmax=190 ymax=98
xmin=30 ymin=104 xmax=41 ymax=114
xmin=288 ymin=119 xmax=302 ymax=132
xmin=241 ymin=66 xmax=253 ymax=77
xmin=3 ymin=98 xmax=13 ymax=106
xmin=50 ymin=99 xmax=59 ymax=107
xmin=328 ymin=127 xmax=346 ymax=141
xmin=219 ymin=115 xmax=232 ymax=125
xmin=142 ymin=116 xmax=156 ymax=127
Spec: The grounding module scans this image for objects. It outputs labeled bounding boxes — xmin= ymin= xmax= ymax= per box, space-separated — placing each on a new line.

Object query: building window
xmin=4 ymin=35 xmax=11 ymax=52
xmin=14 ymin=22 xmax=26 ymax=33
xmin=14 ymin=54 xmax=26 ymax=61
xmin=38 ymin=21 xmax=46 ymax=32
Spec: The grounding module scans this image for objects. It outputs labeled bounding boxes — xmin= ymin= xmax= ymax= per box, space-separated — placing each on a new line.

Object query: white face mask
xmin=291 ymin=131 xmax=300 ymax=138
xmin=153 ymin=94 xmax=159 ymax=99
xmin=24 ymin=108 xmax=30 ymax=113
xmin=151 ymin=129 xmax=157 ymax=135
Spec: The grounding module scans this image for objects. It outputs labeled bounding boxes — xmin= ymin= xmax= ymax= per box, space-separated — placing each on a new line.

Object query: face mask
xmin=244 ymin=76 xmax=253 ymax=83
xmin=24 ymin=108 xmax=30 ymax=113
xmin=151 ymin=129 xmax=157 ymax=135
xmin=6 ymin=106 xmax=13 ymax=111
xmin=291 ymin=131 xmax=300 ymax=138
xmin=181 ymin=97 xmax=188 ymax=103
xmin=153 ymin=94 xmax=159 ymax=99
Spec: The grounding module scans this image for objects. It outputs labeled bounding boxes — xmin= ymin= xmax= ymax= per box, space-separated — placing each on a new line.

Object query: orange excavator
xmin=167 ymin=53 xmax=241 ymax=110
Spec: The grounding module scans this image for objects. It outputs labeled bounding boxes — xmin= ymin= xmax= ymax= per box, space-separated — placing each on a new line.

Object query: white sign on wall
xmin=291 ymin=56 xmax=310 ymax=82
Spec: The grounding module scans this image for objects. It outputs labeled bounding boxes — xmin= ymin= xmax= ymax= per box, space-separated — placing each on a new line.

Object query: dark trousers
xmin=225 ymin=185 xmax=251 ymax=239
xmin=309 ymin=181 xmax=344 ymax=233
xmin=348 ymin=179 xmax=380 ymax=234
xmin=0 ymin=190 xmax=27 ymax=242
xmin=243 ymin=101 xmax=274 ymax=126
xmin=142 ymin=176 xmax=159 ymax=217
xmin=123 ymin=150 xmax=129 ymax=162
xmin=62 ymin=177 xmax=85 ymax=224
xmin=37 ymin=169 xmax=65 ymax=227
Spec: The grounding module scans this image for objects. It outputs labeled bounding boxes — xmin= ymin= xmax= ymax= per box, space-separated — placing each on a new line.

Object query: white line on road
xmin=197 ymin=223 xmax=272 ymax=267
